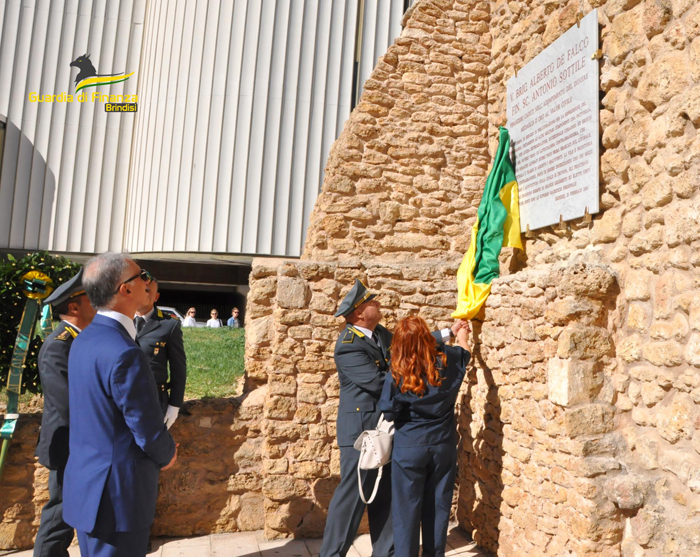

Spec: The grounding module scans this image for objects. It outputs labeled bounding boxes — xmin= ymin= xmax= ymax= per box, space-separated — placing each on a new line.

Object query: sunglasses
xmin=116 ymin=269 xmax=154 ymax=293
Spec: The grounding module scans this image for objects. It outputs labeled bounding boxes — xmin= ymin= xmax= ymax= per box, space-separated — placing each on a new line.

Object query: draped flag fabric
xmin=452 ymin=127 xmax=523 ymax=320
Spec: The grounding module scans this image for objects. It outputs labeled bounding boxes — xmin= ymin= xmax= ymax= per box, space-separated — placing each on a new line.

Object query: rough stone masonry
xmin=249 ymin=0 xmax=700 ymax=554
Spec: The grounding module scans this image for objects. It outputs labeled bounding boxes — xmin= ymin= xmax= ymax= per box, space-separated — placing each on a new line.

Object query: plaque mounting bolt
xmin=559 ymin=215 xmax=567 ymax=231
xmin=591 ymin=49 xmax=603 ymax=60
xmin=583 ymin=207 xmax=592 ymax=224
xmin=525 ymin=225 xmax=534 ymax=238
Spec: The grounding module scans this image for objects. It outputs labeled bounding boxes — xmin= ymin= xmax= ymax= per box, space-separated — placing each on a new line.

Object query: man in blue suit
xmin=63 ymin=253 xmax=177 ymax=557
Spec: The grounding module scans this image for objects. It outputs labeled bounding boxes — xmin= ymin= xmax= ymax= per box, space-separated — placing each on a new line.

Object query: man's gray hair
xmin=83 ymin=252 xmax=132 ymax=309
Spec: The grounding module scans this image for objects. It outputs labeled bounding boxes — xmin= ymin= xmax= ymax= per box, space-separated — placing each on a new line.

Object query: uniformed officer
xmin=320 ymin=280 xmax=459 ymax=557
xmin=34 ymin=268 xmax=96 ymax=557
xmin=133 ymin=278 xmax=186 ymax=429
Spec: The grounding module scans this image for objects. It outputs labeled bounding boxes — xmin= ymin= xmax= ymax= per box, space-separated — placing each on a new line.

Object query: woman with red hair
xmin=379 ymin=315 xmax=471 ymax=557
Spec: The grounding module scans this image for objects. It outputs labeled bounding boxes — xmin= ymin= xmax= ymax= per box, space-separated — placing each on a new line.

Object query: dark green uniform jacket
xmin=35 ymin=321 xmax=79 ymax=469
xmin=136 ymin=306 xmax=187 ymax=408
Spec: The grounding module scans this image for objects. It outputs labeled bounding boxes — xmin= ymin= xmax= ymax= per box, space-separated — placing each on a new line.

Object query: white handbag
xmin=353 ymin=414 xmax=395 ymax=504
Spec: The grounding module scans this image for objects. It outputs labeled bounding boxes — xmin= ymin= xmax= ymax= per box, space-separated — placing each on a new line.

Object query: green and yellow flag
xmin=452 ymin=127 xmax=522 ymax=320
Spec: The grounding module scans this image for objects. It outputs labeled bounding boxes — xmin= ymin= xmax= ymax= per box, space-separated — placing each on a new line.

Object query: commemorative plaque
xmin=507 ymin=9 xmax=599 ymax=232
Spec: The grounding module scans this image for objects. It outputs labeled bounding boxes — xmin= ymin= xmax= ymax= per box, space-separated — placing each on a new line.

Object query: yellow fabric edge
xmin=452 ymin=218 xmax=493 ymax=320
xmin=499 ymin=179 xmax=523 ymax=251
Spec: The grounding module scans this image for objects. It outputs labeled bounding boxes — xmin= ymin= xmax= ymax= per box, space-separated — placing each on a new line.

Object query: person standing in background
xmin=134 ymin=278 xmax=187 ymax=429
xmin=227 ymin=307 xmax=240 ymax=328
xmin=182 ymin=307 xmax=197 ymax=327
xmin=206 ymin=309 xmax=222 ymax=328
xmin=34 ymin=269 xmax=96 ymax=557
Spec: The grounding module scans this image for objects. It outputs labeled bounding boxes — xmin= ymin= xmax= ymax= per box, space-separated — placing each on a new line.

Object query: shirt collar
xmin=98 ymin=310 xmax=137 ymax=340
xmin=352 ymin=324 xmax=374 ymax=339
xmin=60 ymin=320 xmax=82 ymax=333
xmin=141 ymin=306 xmax=156 ymax=321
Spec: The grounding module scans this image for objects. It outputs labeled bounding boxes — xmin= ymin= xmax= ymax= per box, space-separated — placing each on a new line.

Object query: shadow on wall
xmin=456 ymin=322 xmax=503 ymax=556
xmin=0 ymin=390 xmax=266 ymax=550
xmin=152 ymin=390 xmax=266 ymax=537
xmin=0 ymin=118 xmax=56 ymax=250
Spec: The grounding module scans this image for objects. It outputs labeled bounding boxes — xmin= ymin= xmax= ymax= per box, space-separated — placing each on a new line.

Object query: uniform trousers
xmin=391 ymin=442 xmax=457 ymax=557
xmin=320 ymin=445 xmax=393 ymax=557
xmin=33 ymin=468 xmax=74 ymax=557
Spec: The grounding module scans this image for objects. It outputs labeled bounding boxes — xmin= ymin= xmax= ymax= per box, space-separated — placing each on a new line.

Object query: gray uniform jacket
xmin=36 ymin=321 xmax=78 ymax=469
xmin=136 ymin=306 xmax=187 ymax=408
xmin=334 ymin=323 xmax=444 ymax=447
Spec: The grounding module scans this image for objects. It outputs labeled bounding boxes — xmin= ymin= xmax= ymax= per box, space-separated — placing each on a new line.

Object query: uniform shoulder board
xmin=55 ymin=330 xmax=72 ymax=341
xmin=65 ymin=326 xmax=78 ymax=338
xmin=342 ymin=329 xmax=355 ymax=344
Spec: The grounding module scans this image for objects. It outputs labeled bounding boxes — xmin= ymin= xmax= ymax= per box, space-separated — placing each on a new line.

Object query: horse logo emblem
xmin=69 ymin=54 xmax=134 ymax=93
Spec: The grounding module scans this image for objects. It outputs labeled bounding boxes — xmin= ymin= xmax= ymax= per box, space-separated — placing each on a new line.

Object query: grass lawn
xmin=6 ymin=327 xmax=245 ymax=411
xmin=183 ymin=327 xmax=246 ymax=399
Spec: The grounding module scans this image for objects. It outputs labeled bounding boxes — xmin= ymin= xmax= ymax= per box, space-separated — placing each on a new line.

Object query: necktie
xmin=374 ymin=334 xmax=384 ymax=356
xmin=134 ymin=316 xmax=146 ymax=334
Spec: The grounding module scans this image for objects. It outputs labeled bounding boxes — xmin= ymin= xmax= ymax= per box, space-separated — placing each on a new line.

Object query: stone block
xmin=685 ymin=333 xmax=700 ymax=366
xmin=557 ymin=326 xmax=614 ymax=360
xmin=262 ymin=476 xmax=310 ymax=501
xmin=555 ymin=263 xmax=617 ymax=300
xmin=642 ymin=341 xmax=683 ymax=367
xmin=576 ymin=456 xmax=621 ymax=477
xmin=627 ymin=304 xmax=650 ymax=332
xmin=247 ymin=316 xmax=272 ymax=347
xmin=564 ymin=404 xmax=615 ymax=437
xmin=264 ymin=396 xmax=297 ymax=420
xmin=656 ymin=392 xmax=696 ymax=442
xmin=592 ymin=208 xmax=623 ymax=244
xmin=277 ymin=277 xmax=311 ymax=309
xmin=637 ymin=51 xmax=691 ymax=109
xmin=635 ymin=436 xmax=660 ymax=469
xmin=618 ymin=334 xmax=643 ymax=362
xmin=604 ymin=475 xmax=649 ymax=509
xmin=545 ymin=298 xmax=603 ymax=326
xmin=548 ymin=358 xmax=602 ymax=407
xmin=664 ymin=197 xmax=700 ymax=247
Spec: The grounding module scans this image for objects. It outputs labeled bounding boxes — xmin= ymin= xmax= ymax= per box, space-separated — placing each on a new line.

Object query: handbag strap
xmin=357 ymin=458 xmax=383 ymax=505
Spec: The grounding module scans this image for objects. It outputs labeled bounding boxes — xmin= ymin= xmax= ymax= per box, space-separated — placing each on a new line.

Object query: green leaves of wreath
xmin=0 ymin=252 xmax=80 ymax=395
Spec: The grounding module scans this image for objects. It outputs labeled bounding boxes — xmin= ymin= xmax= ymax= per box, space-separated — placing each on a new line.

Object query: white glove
xmin=164 ymin=405 xmax=180 ymax=429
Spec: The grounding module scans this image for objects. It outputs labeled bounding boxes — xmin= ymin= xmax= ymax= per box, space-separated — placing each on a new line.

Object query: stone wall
xmin=480 ymin=0 xmax=700 ymax=554
xmin=246 ymin=258 xmax=462 ymax=538
xmin=0 ymin=396 xmax=264 ymax=550
xmin=457 ymin=258 xmax=625 ymax=556
xmin=255 ymin=0 xmax=700 ymax=554
xmin=0 ymin=416 xmax=42 ymax=549
xmin=303 ymin=0 xmax=492 ymax=262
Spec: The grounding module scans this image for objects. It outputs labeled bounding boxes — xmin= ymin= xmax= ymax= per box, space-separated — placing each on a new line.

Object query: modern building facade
xmin=0 ymin=0 xmax=415 ymax=260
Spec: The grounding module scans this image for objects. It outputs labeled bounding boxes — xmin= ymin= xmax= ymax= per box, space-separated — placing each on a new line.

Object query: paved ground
xmin=2 ymin=525 xmax=486 ymax=556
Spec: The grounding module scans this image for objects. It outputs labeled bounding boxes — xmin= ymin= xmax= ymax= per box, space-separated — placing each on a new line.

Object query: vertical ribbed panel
xmin=0 ymin=0 xmax=409 ymax=256
xmin=127 ymin=0 xmax=409 ymax=257
xmin=0 ymin=0 xmax=146 ymax=252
